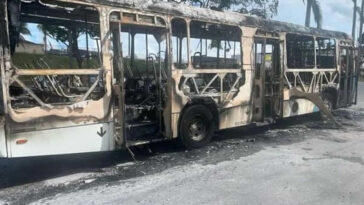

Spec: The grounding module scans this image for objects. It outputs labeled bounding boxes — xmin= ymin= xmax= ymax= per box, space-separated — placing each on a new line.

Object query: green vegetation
xmin=12 ymin=53 xmax=100 ymax=69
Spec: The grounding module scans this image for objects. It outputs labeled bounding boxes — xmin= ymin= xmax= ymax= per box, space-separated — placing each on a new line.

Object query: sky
xmin=274 ymin=0 xmax=355 ymax=35
xmin=23 ymin=0 xmax=357 ymax=55
xmin=24 ymin=23 xmax=99 ymax=51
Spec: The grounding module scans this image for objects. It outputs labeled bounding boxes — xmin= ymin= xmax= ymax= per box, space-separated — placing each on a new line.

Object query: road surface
xmin=1 ymin=83 xmax=364 ymax=205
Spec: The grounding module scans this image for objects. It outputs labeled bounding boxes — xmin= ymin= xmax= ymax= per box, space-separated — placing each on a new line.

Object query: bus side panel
xmin=219 ymin=105 xmax=251 ymax=129
xmin=7 ymin=122 xmax=115 ymax=158
xmin=283 ymin=99 xmax=319 ymax=118
xmin=0 ymin=121 xmax=6 ymax=158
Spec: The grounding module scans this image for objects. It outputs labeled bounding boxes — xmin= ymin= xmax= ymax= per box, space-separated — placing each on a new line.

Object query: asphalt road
xmin=1 ymin=83 xmax=364 ymax=205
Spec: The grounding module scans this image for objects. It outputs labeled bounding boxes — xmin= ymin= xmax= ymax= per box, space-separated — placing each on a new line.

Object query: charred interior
xmin=189 ymin=21 xmax=242 ymax=69
xmin=8 ymin=0 xmax=105 ymax=109
xmin=110 ymin=11 xmax=168 ymax=141
xmin=174 ymin=20 xmax=244 ymax=106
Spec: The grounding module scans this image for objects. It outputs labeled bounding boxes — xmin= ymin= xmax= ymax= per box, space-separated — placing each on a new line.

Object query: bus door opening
xmin=253 ymin=38 xmax=282 ymax=122
xmin=110 ymin=12 xmax=168 ymax=145
xmin=339 ymin=47 xmax=356 ymax=107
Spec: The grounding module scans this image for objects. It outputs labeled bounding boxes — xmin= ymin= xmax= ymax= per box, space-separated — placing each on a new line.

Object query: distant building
xmin=15 ymin=39 xmax=44 ymax=54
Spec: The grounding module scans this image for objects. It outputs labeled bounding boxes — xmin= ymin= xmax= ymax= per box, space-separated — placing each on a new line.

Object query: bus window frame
xmin=171 ymin=17 xmax=189 ymax=70
xmin=285 ymin=33 xmax=339 ymax=72
xmin=315 ymin=37 xmax=337 ymax=70
xmin=188 ymin=20 xmax=242 ymax=70
xmin=4 ymin=1 xmax=113 ymax=123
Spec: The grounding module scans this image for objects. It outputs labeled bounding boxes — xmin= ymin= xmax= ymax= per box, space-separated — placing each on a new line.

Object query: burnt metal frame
xmin=7 ymin=1 xmax=105 ymax=110
xmin=173 ymin=17 xmax=244 ymax=107
xmin=284 ymin=33 xmax=340 ymax=95
xmin=109 ymin=9 xmax=170 ymax=145
xmin=337 ymin=45 xmax=357 ymax=107
xmin=1 ymin=0 xmax=114 ymax=124
xmin=252 ymin=36 xmax=283 ymax=121
xmin=1 ymin=0 xmax=356 ymax=128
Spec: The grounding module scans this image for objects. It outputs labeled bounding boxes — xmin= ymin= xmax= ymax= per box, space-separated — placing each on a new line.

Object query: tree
xmin=168 ymin=0 xmax=279 ymax=19
xmin=303 ymin=0 xmax=322 ymax=29
xmin=37 ymin=24 xmax=100 ymax=68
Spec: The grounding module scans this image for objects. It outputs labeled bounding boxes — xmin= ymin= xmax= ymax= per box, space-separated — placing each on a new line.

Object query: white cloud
xmin=275 ymin=0 xmax=355 ymax=34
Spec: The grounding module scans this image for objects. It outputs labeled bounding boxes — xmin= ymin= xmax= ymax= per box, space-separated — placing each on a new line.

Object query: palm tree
xmin=303 ymin=0 xmax=322 ymax=29
xmin=19 ymin=23 xmax=31 ymax=40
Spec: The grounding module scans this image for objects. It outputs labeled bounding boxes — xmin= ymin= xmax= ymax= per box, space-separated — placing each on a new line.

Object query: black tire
xmin=179 ymin=104 xmax=215 ymax=149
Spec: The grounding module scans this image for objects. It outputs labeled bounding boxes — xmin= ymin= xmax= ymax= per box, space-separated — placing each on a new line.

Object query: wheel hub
xmin=188 ymin=117 xmax=206 ymax=141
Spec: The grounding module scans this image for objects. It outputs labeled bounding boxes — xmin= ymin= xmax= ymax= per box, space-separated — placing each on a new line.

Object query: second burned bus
xmin=0 ymin=0 xmax=358 ymax=158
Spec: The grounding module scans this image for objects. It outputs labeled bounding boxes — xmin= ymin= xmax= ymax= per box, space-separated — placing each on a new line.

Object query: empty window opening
xmin=339 ymin=48 xmax=354 ymax=92
xmin=340 ymin=48 xmax=348 ymax=74
xmin=190 ymin=21 xmax=241 ymax=69
xmin=316 ymin=38 xmax=336 ymax=68
xmin=172 ymin=18 xmax=188 ymax=69
xmin=254 ymin=42 xmax=263 ymax=79
xmin=116 ymin=22 xmax=167 ymax=86
xmin=264 ymin=40 xmax=281 ymax=81
xmin=11 ymin=3 xmax=101 ymax=69
xmin=7 ymin=1 xmax=104 ymax=109
xmin=286 ymin=34 xmax=315 ymax=68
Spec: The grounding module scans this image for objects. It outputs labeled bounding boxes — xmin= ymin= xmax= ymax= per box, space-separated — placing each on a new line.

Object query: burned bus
xmin=0 ymin=0 xmax=359 ymax=158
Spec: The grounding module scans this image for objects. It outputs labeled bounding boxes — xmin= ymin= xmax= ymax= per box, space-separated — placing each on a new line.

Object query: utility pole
xmin=353 ymin=0 xmax=357 ymax=42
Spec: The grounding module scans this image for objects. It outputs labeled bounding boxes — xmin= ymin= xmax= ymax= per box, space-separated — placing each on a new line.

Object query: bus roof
xmin=83 ymin=0 xmax=350 ymax=40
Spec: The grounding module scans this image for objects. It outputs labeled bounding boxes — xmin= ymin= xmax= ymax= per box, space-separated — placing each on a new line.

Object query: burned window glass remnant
xmin=110 ymin=12 xmax=168 ymax=140
xmin=190 ymin=21 xmax=241 ymax=69
xmin=286 ymin=34 xmax=315 ymax=68
xmin=172 ymin=18 xmax=188 ymax=69
xmin=316 ymin=38 xmax=336 ymax=68
xmin=8 ymin=1 xmax=104 ymax=109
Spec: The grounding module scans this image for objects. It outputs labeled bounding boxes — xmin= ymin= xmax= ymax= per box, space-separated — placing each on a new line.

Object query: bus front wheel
xmin=179 ymin=105 xmax=214 ymax=149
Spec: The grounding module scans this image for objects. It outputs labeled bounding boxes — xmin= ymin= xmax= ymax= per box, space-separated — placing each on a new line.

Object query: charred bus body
xmin=0 ymin=0 xmax=358 ymax=158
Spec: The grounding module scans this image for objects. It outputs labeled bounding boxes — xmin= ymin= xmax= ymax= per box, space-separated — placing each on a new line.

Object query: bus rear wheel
xmin=179 ymin=105 xmax=214 ymax=149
